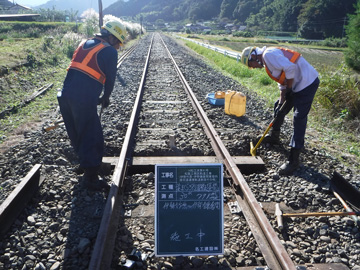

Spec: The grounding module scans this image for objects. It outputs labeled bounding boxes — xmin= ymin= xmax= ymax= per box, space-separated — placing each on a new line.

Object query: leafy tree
xmin=345 ymin=0 xmax=360 ymax=71
xmin=245 ymin=0 xmax=305 ymax=32
xmin=220 ymin=0 xmax=238 ymax=20
xmin=298 ymin=0 xmax=356 ymax=39
xmin=244 ymin=0 xmax=273 ymax=30
xmin=233 ymin=0 xmax=263 ymax=24
xmin=161 ymin=6 xmax=173 ymax=21
xmin=172 ymin=6 xmax=185 ymax=21
xmin=101 ymin=0 xmax=359 ymax=37
xmin=36 ymin=7 xmax=67 ymax=22
xmin=188 ymin=3 xmax=201 ymax=22
xmin=186 ymin=0 xmax=221 ymax=21
xmin=68 ymin=9 xmax=79 ymax=22
xmin=269 ymin=0 xmax=305 ymax=32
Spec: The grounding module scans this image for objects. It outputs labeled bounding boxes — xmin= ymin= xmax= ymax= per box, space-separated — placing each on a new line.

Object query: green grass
xmin=0 ymin=65 xmax=67 ymax=142
xmin=182 ymin=37 xmax=360 ymax=169
xmin=0 ymin=27 xmax=137 ymax=145
xmin=0 ymin=34 xmax=76 ymax=143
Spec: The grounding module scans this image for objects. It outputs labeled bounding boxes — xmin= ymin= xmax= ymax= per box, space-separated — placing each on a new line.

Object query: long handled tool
xmin=250 ymin=101 xmax=287 ymax=156
xmin=330 ymin=171 xmax=360 ymax=226
xmin=283 ymin=211 xmax=360 ymax=217
xmin=330 ymin=171 xmax=360 ymax=211
xmin=275 ymin=203 xmax=360 ymax=229
xmin=332 ymin=190 xmax=359 ymax=226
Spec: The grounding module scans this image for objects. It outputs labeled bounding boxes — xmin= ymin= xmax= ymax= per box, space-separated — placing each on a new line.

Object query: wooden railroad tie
xmin=103 ymin=155 xmax=264 ymax=174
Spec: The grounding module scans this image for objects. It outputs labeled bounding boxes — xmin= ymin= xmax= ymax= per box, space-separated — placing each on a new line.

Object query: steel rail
xmin=159 ymin=34 xmax=296 ymax=270
xmin=89 ymin=34 xmax=154 ymax=270
xmin=0 ymin=164 xmax=43 ymax=238
xmin=117 ymin=43 xmax=138 ymax=68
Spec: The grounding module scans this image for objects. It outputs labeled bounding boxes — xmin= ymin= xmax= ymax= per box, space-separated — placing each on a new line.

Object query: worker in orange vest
xmin=57 ymin=20 xmax=127 ymax=190
xmin=241 ymin=46 xmax=319 ymax=175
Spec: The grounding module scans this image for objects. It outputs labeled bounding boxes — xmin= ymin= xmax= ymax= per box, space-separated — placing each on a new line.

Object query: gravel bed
xmin=0 ymin=32 xmax=359 ymax=270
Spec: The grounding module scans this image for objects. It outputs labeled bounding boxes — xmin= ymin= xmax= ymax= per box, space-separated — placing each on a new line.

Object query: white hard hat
xmin=240 ymin=46 xmax=257 ymax=67
xmin=102 ymin=20 xmax=127 ymax=44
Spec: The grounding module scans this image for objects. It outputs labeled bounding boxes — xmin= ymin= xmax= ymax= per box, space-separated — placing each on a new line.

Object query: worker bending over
xmin=241 ymin=46 xmax=320 ymax=175
xmin=58 ymin=20 xmax=127 ymax=190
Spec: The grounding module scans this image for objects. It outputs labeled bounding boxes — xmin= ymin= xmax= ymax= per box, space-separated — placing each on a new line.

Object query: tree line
xmin=104 ymin=0 xmax=357 ymax=39
xmin=30 ymin=0 xmax=360 ymax=71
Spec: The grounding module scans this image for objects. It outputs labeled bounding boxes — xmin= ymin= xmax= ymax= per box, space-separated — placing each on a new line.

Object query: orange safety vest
xmin=264 ymin=47 xmax=301 ymax=85
xmin=67 ymin=38 xmax=109 ymax=85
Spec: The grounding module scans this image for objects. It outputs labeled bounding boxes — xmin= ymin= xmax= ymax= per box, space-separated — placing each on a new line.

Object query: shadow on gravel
xmin=116 ymin=74 xmax=127 ymax=87
xmin=62 ymin=178 xmax=108 ymax=270
xmin=110 ymin=213 xmax=134 ymax=268
xmin=294 ymin=166 xmax=331 ymax=187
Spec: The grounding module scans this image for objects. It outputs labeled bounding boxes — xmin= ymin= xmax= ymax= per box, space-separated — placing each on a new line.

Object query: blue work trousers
xmin=273 ymin=77 xmax=320 ymax=149
xmin=57 ymin=94 xmax=103 ymax=169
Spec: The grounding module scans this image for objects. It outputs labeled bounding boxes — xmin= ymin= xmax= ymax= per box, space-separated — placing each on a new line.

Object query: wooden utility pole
xmin=98 ymin=0 xmax=103 ymax=28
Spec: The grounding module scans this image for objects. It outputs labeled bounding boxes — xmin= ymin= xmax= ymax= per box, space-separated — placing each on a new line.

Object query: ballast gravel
xmin=0 ymin=33 xmax=359 ymax=270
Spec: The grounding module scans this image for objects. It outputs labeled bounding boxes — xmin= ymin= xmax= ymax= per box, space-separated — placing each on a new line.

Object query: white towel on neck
xmin=250 ymin=46 xmax=266 ymax=60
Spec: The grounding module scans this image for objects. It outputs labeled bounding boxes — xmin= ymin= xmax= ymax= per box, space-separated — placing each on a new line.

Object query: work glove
xmin=98 ymin=96 xmax=110 ymax=108
xmin=273 ymin=100 xmax=283 ymax=118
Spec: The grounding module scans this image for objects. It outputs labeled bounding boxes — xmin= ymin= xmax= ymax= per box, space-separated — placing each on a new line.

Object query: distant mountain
xmin=34 ymin=0 xmax=118 ymax=15
xmin=103 ymin=0 xmax=356 ymax=40
xmin=103 ymin=0 xmax=221 ymax=22
xmin=0 ymin=0 xmax=13 ymax=9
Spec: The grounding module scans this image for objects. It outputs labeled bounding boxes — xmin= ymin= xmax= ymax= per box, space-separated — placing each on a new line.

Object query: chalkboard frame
xmin=155 ymin=163 xmax=224 ymax=257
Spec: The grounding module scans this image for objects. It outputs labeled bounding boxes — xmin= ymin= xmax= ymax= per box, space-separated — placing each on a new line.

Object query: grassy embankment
xmin=0 ymin=21 xmax=139 ymax=147
xmin=0 ymin=22 xmax=83 ymax=144
xmin=180 ymin=34 xmax=360 ymax=168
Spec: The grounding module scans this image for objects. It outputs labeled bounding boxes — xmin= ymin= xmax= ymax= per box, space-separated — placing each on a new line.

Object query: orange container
xmin=225 ymin=90 xmax=246 ymax=117
xmin=215 ymin=91 xmax=225 ymax=99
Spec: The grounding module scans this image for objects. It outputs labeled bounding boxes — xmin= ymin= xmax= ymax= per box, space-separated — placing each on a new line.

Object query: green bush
xmin=26 ymin=53 xmax=37 ymax=67
xmin=61 ymin=32 xmax=84 ymax=59
xmin=0 ymin=22 xmax=78 ymax=38
xmin=314 ymin=37 xmax=347 ymax=48
xmin=345 ymin=0 xmax=360 ymax=71
xmin=317 ymin=65 xmax=360 ymax=119
xmin=232 ymin=31 xmax=254 ymax=38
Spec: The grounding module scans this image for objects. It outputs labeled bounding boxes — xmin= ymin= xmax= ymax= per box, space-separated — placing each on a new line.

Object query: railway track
xmin=93 ymin=33 xmax=294 ymax=270
xmin=0 ymin=33 xmax=359 ymax=270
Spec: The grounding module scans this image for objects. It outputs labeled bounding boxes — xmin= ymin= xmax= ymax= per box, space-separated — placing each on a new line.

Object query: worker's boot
xmin=262 ymin=130 xmax=280 ymax=145
xmin=99 ymin=162 xmax=112 ymax=176
xmin=73 ymin=164 xmax=84 ymax=175
xmin=82 ymin=166 xmax=110 ymax=191
xmin=279 ymin=148 xmax=301 ymax=175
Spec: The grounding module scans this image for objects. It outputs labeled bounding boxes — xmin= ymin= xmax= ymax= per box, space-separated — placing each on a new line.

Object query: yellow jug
xmin=225 ymin=90 xmax=246 ymax=117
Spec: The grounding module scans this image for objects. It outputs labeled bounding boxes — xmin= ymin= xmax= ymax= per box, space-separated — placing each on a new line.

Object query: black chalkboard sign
xmin=155 ymin=164 xmax=223 ymax=256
